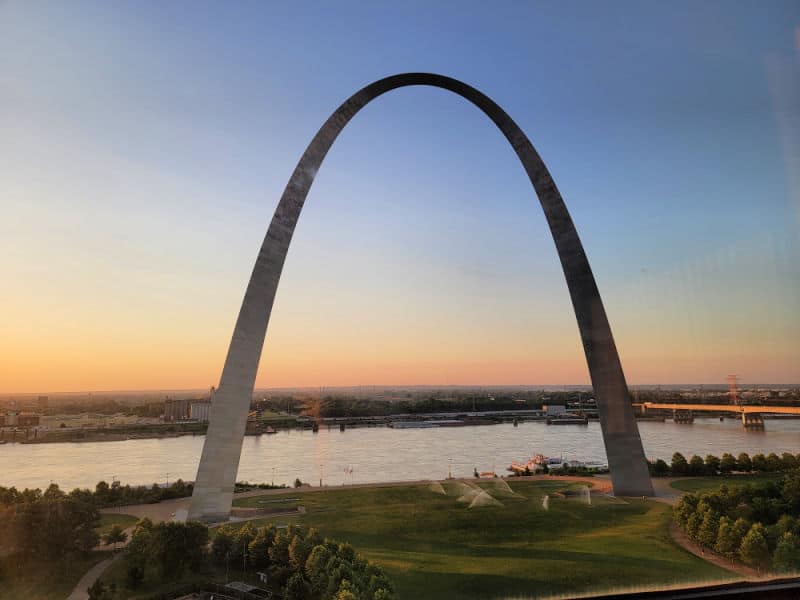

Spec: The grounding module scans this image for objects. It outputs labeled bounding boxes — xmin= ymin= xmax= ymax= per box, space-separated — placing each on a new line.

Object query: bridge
xmin=636 ymin=402 xmax=800 ymax=430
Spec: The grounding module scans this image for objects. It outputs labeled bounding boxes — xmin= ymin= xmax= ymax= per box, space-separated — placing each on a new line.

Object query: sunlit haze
xmin=2 ymin=2 xmax=799 ymax=392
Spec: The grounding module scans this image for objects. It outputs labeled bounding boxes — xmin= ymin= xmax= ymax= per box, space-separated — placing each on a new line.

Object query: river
xmin=1 ymin=418 xmax=798 ymax=490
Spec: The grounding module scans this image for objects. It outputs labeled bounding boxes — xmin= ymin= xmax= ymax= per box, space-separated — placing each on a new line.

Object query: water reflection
xmin=0 ymin=418 xmax=798 ymax=490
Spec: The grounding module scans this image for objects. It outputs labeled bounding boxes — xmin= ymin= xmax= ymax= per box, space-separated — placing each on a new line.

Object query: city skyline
xmin=2 ymin=2 xmax=799 ymax=392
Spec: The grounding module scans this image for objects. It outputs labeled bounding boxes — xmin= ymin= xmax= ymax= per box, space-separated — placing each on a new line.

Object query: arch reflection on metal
xmin=188 ymin=73 xmax=653 ymax=521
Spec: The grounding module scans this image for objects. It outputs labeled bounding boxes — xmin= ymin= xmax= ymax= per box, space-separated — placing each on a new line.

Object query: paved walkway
xmin=668 ymin=522 xmax=761 ymax=580
xmin=65 ymin=552 xmax=123 ymax=600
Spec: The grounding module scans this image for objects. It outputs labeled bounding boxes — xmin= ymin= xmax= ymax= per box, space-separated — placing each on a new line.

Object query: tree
xmin=652 ymin=459 xmax=669 ymax=476
xmin=715 ymin=516 xmax=738 ymax=559
xmin=766 ymin=453 xmax=782 ymax=472
xmin=285 ymin=572 xmax=312 ymax=600
xmin=289 ymin=535 xmax=311 ymax=571
xmin=773 ymin=533 xmax=800 ymax=573
xmin=212 ymin=526 xmax=234 ymax=565
xmin=335 ymin=579 xmax=358 ymax=600
xmin=294 ymin=478 xmax=303 ymax=488
xmin=249 ymin=524 xmax=277 ymax=568
xmin=674 ymin=494 xmax=698 ymax=528
xmin=739 ymin=523 xmax=771 ymax=572
xmin=672 ymin=453 xmax=688 ymax=476
xmin=305 ymin=544 xmax=332 ymax=595
xmin=737 ymin=453 xmax=752 ymax=472
xmin=704 ymin=455 xmax=720 ymax=476
xmin=689 ymin=455 xmax=705 ymax=476
xmin=782 ymin=470 xmax=800 ymax=511
xmin=720 ymin=453 xmax=736 ymax=474
xmin=697 ymin=510 xmax=721 ymax=548
xmin=87 ymin=579 xmax=115 ymax=600
xmin=149 ymin=521 xmax=208 ymax=578
xmin=269 ymin=530 xmax=292 ymax=568
xmin=103 ymin=524 xmax=127 ymax=553
xmin=752 ymin=454 xmax=768 ymax=472
xmin=686 ymin=512 xmax=703 ymax=541
xmin=781 ymin=453 xmax=798 ymax=471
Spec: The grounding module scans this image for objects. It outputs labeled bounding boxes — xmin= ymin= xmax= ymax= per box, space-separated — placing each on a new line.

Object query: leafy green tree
xmin=782 ymin=470 xmax=800 ymax=511
xmin=269 ymin=530 xmax=292 ymax=568
xmin=720 ymin=454 xmax=736 ymax=474
xmin=284 ymin=572 xmax=312 ymax=600
xmin=671 ymin=453 xmax=689 ymax=476
xmin=737 ymin=453 xmax=752 ymax=472
xmin=652 ymin=459 xmax=669 ymax=476
xmin=766 ymin=453 xmax=782 ymax=472
xmin=781 ymin=453 xmax=798 ymax=471
xmin=775 ymin=515 xmax=800 ymax=538
xmin=305 ymin=544 xmax=332 ymax=594
xmin=686 ymin=512 xmax=703 ymax=541
xmin=715 ymin=516 xmax=737 ymax=559
xmin=149 ymin=521 xmax=208 ymax=578
xmin=739 ymin=523 xmax=771 ymax=572
xmin=674 ymin=494 xmax=698 ymax=528
xmin=773 ymin=533 xmax=800 ymax=573
xmin=231 ymin=522 xmax=255 ymax=567
xmin=103 ymin=524 xmax=127 ymax=553
xmin=334 ymin=579 xmax=358 ymax=600
xmin=705 ymin=455 xmax=721 ymax=476
xmin=289 ymin=534 xmax=311 ymax=571
xmin=689 ymin=455 xmax=705 ymax=476
xmin=697 ymin=510 xmax=721 ymax=548
xmin=249 ymin=524 xmax=277 ymax=568
xmin=212 ymin=526 xmax=235 ymax=565
xmin=87 ymin=579 xmax=114 ymax=600
xmin=752 ymin=454 xmax=768 ymax=472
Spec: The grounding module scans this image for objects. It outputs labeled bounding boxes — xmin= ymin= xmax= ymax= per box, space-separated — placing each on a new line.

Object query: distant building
xmin=163 ymin=398 xmax=190 ymax=422
xmin=38 ymin=396 xmax=48 ymax=412
xmin=18 ymin=413 xmax=40 ymax=427
xmin=189 ymin=400 xmax=211 ymax=423
xmin=1 ymin=411 xmax=39 ymax=427
xmin=543 ymin=404 xmax=567 ymax=416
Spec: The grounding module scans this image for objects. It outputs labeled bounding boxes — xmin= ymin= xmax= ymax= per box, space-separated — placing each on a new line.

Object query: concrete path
xmin=668 ymin=522 xmax=761 ymax=580
xmin=65 ymin=553 xmax=123 ymax=600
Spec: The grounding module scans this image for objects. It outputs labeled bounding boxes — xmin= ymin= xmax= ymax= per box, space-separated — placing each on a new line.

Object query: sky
xmin=1 ymin=1 xmax=799 ymax=392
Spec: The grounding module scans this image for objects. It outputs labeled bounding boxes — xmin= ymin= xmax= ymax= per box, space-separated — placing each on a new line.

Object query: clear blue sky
xmin=1 ymin=1 xmax=798 ymax=390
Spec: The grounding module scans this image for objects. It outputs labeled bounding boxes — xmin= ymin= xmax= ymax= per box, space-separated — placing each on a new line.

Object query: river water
xmin=1 ymin=419 xmax=798 ymax=490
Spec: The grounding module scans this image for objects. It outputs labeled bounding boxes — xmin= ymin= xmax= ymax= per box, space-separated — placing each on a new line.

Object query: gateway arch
xmin=189 ymin=73 xmax=653 ymax=521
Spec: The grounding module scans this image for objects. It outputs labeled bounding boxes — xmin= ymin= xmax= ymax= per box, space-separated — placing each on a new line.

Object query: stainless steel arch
xmin=189 ymin=73 xmax=653 ymax=521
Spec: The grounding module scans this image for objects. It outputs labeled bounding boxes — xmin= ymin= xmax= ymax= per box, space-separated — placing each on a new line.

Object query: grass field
xmin=227 ymin=479 xmax=732 ymax=599
xmin=670 ymin=473 xmax=783 ymax=493
xmin=96 ymin=513 xmax=139 ymax=537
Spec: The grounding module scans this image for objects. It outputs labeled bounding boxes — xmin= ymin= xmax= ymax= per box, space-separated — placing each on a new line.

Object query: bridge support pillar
xmin=742 ymin=413 xmax=764 ymax=430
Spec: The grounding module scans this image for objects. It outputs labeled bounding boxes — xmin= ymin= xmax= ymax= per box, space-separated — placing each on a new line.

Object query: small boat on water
xmin=263 ymin=426 xmax=278 ymax=434
xmin=508 ymin=453 xmax=607 ymax=474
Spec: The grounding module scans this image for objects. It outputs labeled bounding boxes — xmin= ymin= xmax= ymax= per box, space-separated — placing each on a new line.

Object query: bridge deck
xmin=637 ymin=403 xmax=800 ymax=415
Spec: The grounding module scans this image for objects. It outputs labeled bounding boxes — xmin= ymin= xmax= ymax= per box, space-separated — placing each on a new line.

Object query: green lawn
xmin=96 ymin=513 xmax=139 ymax=538
xmin=232 ymin=494 xmax=300 ymax=510
xmin=670 ymin=473 xmax=783 ymax=493
xmin=226 ymin=480 xmax=733 ymax=599
xmin=0 ymin=551 xmax=112 ymax=600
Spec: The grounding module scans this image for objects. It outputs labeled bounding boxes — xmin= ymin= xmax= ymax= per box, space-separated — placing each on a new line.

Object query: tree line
xmin=0 ymin=478 xmax=193 ymax=509
xmin=108 ymin=518 xmax=396 ymax=600
xmin=0 ymin=483 xmax=100 ymax=561
xmin=650 ymin=451 xmax=800 ymax=477
xmin=673 ymin=470 xmax=800 ymax=573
